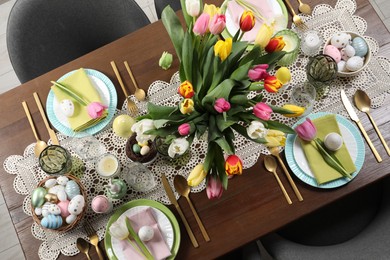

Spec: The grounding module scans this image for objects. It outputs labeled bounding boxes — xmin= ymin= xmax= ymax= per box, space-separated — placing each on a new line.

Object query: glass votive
xmin=65 ymin=134 xmax=106 ymax=161
xmin=121 ymin=162 xmax=156 ymax=192
xmin=39 ymin=145 xmax=72 ymax=175
xmin=96 ymin=153 xmax=120 ymax=178
xmin=301 ymin=30 xmax=323 ymax=56
xmin=290 ymin=81 xmax=317 ymax=117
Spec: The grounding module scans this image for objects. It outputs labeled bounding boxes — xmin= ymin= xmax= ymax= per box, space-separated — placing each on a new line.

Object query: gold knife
xmin=340 ymin=89 xmax=382 ymax=162
xmin=161 ymin=173 xmax=199 ymax=248
xmin=33 ymin=92 xmax=60 ymax=145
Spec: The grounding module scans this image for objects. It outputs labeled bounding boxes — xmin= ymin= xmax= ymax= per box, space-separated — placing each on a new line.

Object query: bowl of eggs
xmin=31 ymin=175 xmax=87 ymax=232
xmin=323 ymin=31 xmax=371 ymax=77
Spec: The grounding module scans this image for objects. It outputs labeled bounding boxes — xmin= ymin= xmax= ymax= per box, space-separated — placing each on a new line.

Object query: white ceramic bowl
xmin=323 ymin=31 xmax=371 ymax=77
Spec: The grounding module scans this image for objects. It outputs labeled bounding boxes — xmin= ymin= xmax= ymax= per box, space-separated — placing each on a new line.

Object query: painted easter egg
xmin=48 ymin=204 xmax=61 ymax=215
xmin=68 ymin=194 xmax=85 ymax=215
xmin=57 ymin=176 xmax=69 ymax=186
xmin=41 ymin=202 xmax=52 ymax=217
xmin=324 ymin=45 xmax=341 ymax=63
xmin=60 ymin=99 xmax=75 ymax=117
xmin=341 ymin=45 xmax=355 ymax=61
xmin=65 ymin=180 xmax=80 ymax=200
xmin=337 ymin=61 xmax=347 ymax=72
xmin=352 ymin=37 xmax=368 ymax=57
xmin=346 ymin=56 xmax=364 ymax=71
xmin=140 ymin=145 xmax=150 ymax=156
xmin=91 ymin=195 xmax=112 ymax=214
xmin=57 ymin=190 xmax=68 ymax=202
xmin=138 ymin=226 xmax=154 ymax=242
xmin=44 ymin=193 xmax=59 ymax=204
xmin=31 ymin=187 xmax=47 ymax=208
xmin=44 ymin=179 xmax=57 ymax=189
xmin=330 ymin=32 xmax=351 ymax=48
xmin=57 ymin=200 xmax=70 ymax=218
xmin=112 ymin=114 xmax=135 ymax=138
xmin=48 ymin=185 xmax=65 ymax=195
xmin=35 ymin=207 xmax=42 ymax=216
xmin=66 ymin=214 xmax=77 ymax=224
xmin=41 ymin=214 xmax=63 ymax=229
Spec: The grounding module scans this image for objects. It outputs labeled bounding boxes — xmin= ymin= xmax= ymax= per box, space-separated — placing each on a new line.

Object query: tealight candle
xmin=301 ymin=30 xmax=323 ymax=56
xmin=96 ymin=154 xmax=120 ymax=178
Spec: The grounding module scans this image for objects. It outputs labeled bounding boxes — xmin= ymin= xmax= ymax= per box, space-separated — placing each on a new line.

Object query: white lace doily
xmin=3 ymin=0 xmax=390 ymax=259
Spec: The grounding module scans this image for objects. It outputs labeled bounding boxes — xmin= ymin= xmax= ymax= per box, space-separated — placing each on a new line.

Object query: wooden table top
xmin=1 ymin=0 xmax=390 ymax=259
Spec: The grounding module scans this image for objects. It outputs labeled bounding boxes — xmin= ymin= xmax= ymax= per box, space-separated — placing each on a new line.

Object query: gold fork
xmin=110 ymin=61 xmax=138 ymax=116
xmin=284 ymin=0 xmax=309 ymax=31
xmin=84 ymin=221 xmax=104 ymax=260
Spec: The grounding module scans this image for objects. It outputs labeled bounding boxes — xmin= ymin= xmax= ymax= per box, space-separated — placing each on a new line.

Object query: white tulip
xmin=131 ymin=119 xmax=156 ymax=143
xmin=168 ymin=138 xmax=189 ymax=158
xmin=247 ymin=121 xmax=268 ymax=139
xmin=186 ymin=0 xmax=201 ymax=17
xmin=109 ymin=219 xmax=129 ymax=240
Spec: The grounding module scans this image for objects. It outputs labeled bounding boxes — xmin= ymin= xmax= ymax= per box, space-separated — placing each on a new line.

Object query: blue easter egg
xmin=65 ymin=180 xmax=80 ymax=200
xmin=352 ymin=37 xmax=368 ymax=57
xmin=41 ymin=214 xmax=63 ymax=229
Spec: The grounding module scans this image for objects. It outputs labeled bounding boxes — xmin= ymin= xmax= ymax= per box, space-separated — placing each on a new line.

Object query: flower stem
xmin=126 ymin=237 xmax=146 ymax=258
xmin=51 ymin=81 xmax=88 ymax=106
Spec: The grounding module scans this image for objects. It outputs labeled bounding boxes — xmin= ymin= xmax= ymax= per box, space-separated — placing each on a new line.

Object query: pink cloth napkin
xmin=227 ymin=0 xmax=274 ymax=42
xmin=119 ymin=207 xmax=171 ymax=260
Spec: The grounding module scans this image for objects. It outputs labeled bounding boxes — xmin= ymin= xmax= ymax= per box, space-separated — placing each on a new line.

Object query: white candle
xmin=305 ymin=32 xmax=321 ymax=48
xmin=96 ymin=154 xmax=119 ymax=177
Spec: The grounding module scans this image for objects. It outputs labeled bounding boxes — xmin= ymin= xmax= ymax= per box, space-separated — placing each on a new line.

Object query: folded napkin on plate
xmin=51 ymin=68 xmax=107 ymax=132
xmin=119 ymin=207 xmax=171 ymax=260
xmin=299 ymin=114 xmax=356 ymax=184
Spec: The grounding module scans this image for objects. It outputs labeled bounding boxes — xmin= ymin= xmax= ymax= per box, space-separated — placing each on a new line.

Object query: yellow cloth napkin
xmin=299 ymin=114 xmax=356 ymax=184
xmin=51 ymin=68 xmax=106 ymax=132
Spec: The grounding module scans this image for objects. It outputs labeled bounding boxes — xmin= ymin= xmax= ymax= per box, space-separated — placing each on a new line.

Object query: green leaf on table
xmin=161 ymin=6 xmax=185 ymax=62
xmin=215 ymin=136 xmax=234 ymax=155
xmin=216 ymin=114 xmax=236 ymax=132
xmin=269 ymin=104 xmax=294 ymax=115
xmin=266 ymin=120 xmax=295 ymax=134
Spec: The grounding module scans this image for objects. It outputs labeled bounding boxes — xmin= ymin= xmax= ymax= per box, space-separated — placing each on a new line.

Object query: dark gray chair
xmin=259 ymin=177 xmax=390 ymax=259
xmin=7 ymin=0 xmax=150 ymax=83
xmin=154 ymin=0 xmax=181 ymax=19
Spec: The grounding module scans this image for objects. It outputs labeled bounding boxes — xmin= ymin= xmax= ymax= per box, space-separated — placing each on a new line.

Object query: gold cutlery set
xmin=283 ymin=0 xmax=310 ymax=30
xmin=341 ymin=89 xmax=390 ymax=162
xmin=77 ymin=221 xmax=104 ymax=260
xmin=162 ymin=173 xmax=210 ymax=248
xmin=22 ymin=92 xmax=59 ymax=156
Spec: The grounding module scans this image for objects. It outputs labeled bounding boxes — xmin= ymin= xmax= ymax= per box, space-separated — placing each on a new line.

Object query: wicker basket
xmin=31 ymin=174 xmax=87 ymax=232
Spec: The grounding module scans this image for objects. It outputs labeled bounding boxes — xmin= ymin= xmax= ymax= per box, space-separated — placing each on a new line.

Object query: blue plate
xmin=285 ymin=112 xmax=365 ymax=188
xmin=46 ymin=69 xmax=117 ymax=137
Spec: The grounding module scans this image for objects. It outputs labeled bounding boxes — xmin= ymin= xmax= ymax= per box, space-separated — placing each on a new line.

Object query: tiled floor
xmin=0 ymin=0 xmax=389 ymax=259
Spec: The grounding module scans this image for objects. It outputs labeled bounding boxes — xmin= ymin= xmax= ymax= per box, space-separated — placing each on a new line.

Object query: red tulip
xmin=253 ymin=102 xmax=272 ymax=120
xmin=225 ymin=155 xmax=243 ymax=176
xmin=264 ymin=75 xmax=283 ymax=93
xmin=206 ymin=176 xmax=223 ymax=200
xmin=265 ymin=36 xmax=286 ymax=53
xmin=239 ymin=10 xmax=255 ymax=32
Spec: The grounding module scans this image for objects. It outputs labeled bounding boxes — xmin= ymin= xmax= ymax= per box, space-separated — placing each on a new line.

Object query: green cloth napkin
xmin=51 ymin=68 xmax=107 ymax=132
xmin=299 ymin=114 xmax=356 ymax=184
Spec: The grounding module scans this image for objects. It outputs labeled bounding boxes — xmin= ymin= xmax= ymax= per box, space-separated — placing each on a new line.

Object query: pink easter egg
xmin=57 ymin=200 xmax=70 ymax=218
xmin=324 ymin=45 xmax=341 ymax=63
xmin=91 ymin=195 xmax=112 ymax=214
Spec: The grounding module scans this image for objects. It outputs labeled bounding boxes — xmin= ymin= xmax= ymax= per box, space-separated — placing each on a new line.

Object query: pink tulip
xmin=214 ymin=98 xmax=231 ymax=113
xmin=87 ymin=102 xmax=107 ymax=119
xmin=248 ymin=64 xmax=270 ymax=81
xmin=193 ymin=13 xmax=210 ymax=36
xmin=295 ymin=118 xmax=317 ymax=141
xmin=209 ymin=14 xmax=226 ymax=35
xmin=178 ymin=123 xmax=191 ymax=136
xmin=206 ymin=176 xmax=223 ymax=200
xmin=253 ymin=102 xmax=272 ymax=120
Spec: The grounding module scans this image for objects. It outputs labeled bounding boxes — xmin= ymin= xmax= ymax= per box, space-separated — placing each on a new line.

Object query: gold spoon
xmin=354 ymin=89 xmax=390 ymax=156
xmin=297 ymin=0 xmax=311 ymax=14
xmin=264 ymin=155 xmax=292 ymax=204
xmin=124 ymin=61 xmax=146 ymax=101
xmin=21 ymin=101 xmax=48 ymax=157
xmin=77 ymin=238 xmax=91 ymax=260
xmin=174 ymin=175 xmax=211 ymax=242
xmin=269 ymin=147 xmax=303 ymax=201
xmin=110 ymin=61 xmax=138 ymax=116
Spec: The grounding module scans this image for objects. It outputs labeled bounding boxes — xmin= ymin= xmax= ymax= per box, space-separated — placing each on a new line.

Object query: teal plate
xmin=104 ymin=199 xmax=181 ymax=260
xmin=285 ymin=112 xmax=365 ymax=189
xmin=46 ymin=69 xmax=117 ymax=138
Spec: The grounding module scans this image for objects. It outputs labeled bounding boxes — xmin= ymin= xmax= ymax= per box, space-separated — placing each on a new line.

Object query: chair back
xmin=154 ymin=0 xmax=181 ymax=19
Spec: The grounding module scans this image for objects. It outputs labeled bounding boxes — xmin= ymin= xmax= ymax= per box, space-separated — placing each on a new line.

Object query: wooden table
xmin=1 ymin=0 xmax=389 ymax=259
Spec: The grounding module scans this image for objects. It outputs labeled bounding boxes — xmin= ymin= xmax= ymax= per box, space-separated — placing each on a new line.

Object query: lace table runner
xmin=3 ymin=0 xmax=390 ymax=258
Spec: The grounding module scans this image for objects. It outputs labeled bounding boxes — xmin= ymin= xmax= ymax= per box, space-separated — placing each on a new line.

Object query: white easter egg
xmin=48 ymin=185 xmax=65 ymax=195
xmin=330 ymin=32 xmax=351 ymax=48
xmin=57 ymin=176 xmax=69 ymax=186
xmin=324 ymin=133 xmax=343 ymax=151
xmin=48 ymin=204 xmax=61 ymax=215
xmin=66 ymin=214 xmax=77 ymax=224
xmin=138 ymin=226 xmax=154 ymax=242
xmin=140 ymin=145 xmax=150 ymax=156
xmin=344 ymin=45 xmax=355 ymax=57
xmin=337 ymin=61 xmax=347 ymax=72
xmin=41 ymin=202 xmax=53 ymax=217
xmin=35 ymin=207 xmax=42 ymax=216
xmin=60 ymin=99 xmax=75 ymax=117
xmin=57 ymin=190 xmax=68 ymax=202
xmin=44 ymin=179 xmax=57 ymax=189
xmin=346 ymin=56 xmax=364 ymax=71
xmin=68 ymin=195 xmax=85 ymax=215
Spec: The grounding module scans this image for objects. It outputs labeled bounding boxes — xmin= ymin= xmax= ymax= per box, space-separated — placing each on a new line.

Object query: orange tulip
xmin=178 ymin=80 xmax=195 ymax=98
xmin=239 ymin=10 xmax=255 ymax=32
xmin=265 ymin=36 xmax=286 ymax=53
xmin=225 ymin=155 xmax=243 ymax=176
xmin=264 ymin=75 xmax=283 ymax=93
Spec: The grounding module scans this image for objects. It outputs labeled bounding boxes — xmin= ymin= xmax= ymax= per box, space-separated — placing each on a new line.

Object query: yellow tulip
xmin=254 ymin=23 xmax=274 ymax=48
xmin=203 ymin=4 xmax=220 ymax=19
xmin=282 ymin=104 xmax=305 ymax=117
xmin=265 ymin=129 xmax=286 ymax=147
xmin=214 ymin=38 xmax=232 ymax=61
xmin=187 ymin=164 xmax=208 ymax=186
xmin=179 ymin=98 xmax=195 ymax=114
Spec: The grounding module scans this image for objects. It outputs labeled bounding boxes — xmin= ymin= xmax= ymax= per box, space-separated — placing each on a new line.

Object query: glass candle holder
xmin=290 ymin=81 xmax=317 ymax=117
xmin=96 ymin=153 xmax=120 ymax=178
xmin=301 ymin=30 xmax=323 ymax=56
xmin=39 ymin=145 xmax=72 ymax=175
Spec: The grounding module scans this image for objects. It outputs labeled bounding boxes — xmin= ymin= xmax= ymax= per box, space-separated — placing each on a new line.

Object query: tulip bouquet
xmin=137 ymin=0 xmax=302 ymax=198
